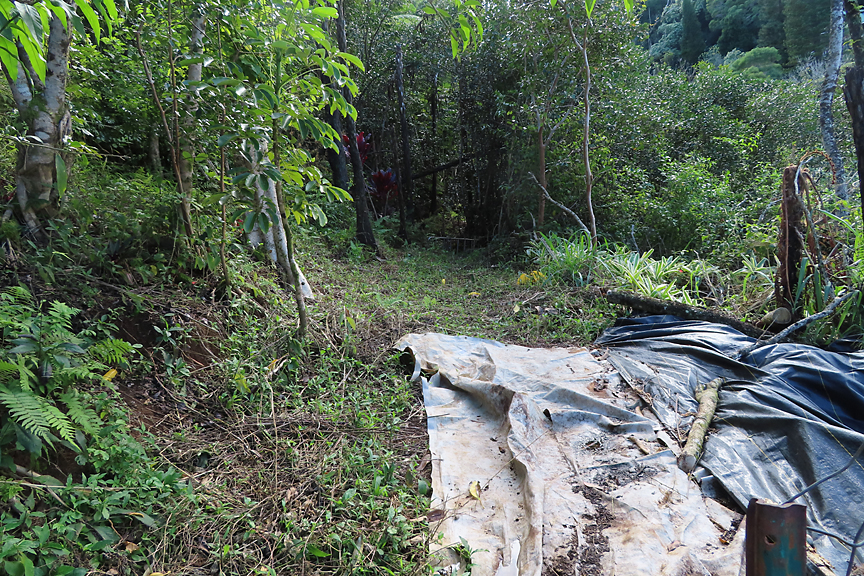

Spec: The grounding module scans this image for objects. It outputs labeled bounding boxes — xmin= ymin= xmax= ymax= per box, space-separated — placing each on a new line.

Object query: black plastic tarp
xmin=595 ymin=316 xmax=864 ymax=574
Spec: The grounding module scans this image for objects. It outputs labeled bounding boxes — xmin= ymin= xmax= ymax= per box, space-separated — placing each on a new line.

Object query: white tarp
xmin=396 ymin=333 xmax=746 ymax=576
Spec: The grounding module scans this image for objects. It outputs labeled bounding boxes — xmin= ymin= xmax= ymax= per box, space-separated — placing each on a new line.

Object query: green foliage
xmin=728 ymin=46 xmax=783 ymax=79
xmin=679 ymin=0 xmax=705 ymax=64
xmin=783 ymin=0 xmax=830 ymax=64
xmin=0 ymin=287 xmax=133 ymax=457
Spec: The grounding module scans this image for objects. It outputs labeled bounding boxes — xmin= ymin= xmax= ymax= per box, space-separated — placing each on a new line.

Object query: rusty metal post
xmin=746 ymin=498 xmax=807 ymax=576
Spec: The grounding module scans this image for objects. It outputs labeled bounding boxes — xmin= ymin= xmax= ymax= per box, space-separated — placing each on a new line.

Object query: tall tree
xmin=2 ymin=1 xmax=116 ymax=242
xmin=820 ymin=0 xmax=848 ymax=206
xmin=336 ymin=0 xmax=377 ymax=249
xmin=176 ymin=7 xmax=207 ymax=239
xmin=843 ymin=0 xmax=864 ymax=227
xmin=707 ymin=0 xmax=761 ymax=54
xmin=680 ymin=0 xmax=706 ymax=64
xmin=784 ymin=0 xmax=831 ymax=63
xmin=757 ymin=0 xmax=786 ymax=61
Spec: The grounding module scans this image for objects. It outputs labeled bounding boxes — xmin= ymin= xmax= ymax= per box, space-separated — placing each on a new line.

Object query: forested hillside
xmin=0 ymin=0 xmax=862 ymax=574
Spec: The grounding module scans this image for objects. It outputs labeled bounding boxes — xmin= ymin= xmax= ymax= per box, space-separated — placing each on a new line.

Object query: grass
xmin=1 ymin=198 xmax=619 ymax=576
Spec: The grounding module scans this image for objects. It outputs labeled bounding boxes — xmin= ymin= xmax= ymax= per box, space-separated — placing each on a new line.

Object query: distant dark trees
xmin=648 ymin=0 xmax=832 ymax=66
xmin=680 ymin=0 xmax=705 ymax=64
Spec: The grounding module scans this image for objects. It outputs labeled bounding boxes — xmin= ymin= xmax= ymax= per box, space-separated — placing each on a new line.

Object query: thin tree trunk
xmin=845 ymin=67 xmax=864 ymax=223
xmin=577 ymin=33 xmax=596 ymax=244
xmin=561 ymin=4 xmax=597 ymax=244
xmin=395 ymin=44 xmax=414 ymax=218
xmin=336 ymin=0 xmax=377 ymax=249
xmin=6 ymin=16 xmax=71 ymax=243
xmin=272 ymin=117 xmax=309 ymax=336
xmin=149 ymin=125 xmax=163 ymax=180
xmin=537 ymin=124 xmax=547 ymax=225
xmin=844 ymin=2 xmax=864 ymax=229
xmin=845 ymin=0 xmax=864 ymax=69
xmin=176 ymin=9 xmax=206 ymax=238
xmin=821 ymin=0 xmax=848 ymax=206
xmin=430 ymin=74 xmax=438 ymax=214
xmin=390 ymin=126 xmax=408 ymax=240
xmin=324 ymin=109 xmax=350 ymax=192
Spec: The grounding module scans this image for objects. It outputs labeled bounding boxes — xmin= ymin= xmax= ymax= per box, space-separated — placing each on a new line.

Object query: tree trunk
xmin=845 ymin=67 xmax=864 ymax=224
xmin=395 ymin=44 xmax=414 ymax=218
xmin=537 ymin=124 xmax=547 ymax=226
xmin=821 ymin=0 xmax=848 ymax=206
xmin=271 ymin=118 xmax=310 ymax=336
xmin=844 ymin=0 xmax=864 ymax=69
xmin=578 ymin=35 xmax=597 ymax=244
xmin=149 ymin=125 xmax=163 ymax=180
xmin=430 ymin=74 xmax=438 ymax=214
xmin=6 ymin=15 xmax=72 ymax=243
xmin=176 ymin=9 xmax=206 ymax=239
xmin=776 ymin=166 xmax=806 ymax=320
xmin=336 ymin=0 xmax=377 ymax=249
xmin=390 ymin=126 xmax=408 ymax=240
xmin=243 ymin=141 xmax=314 ymax=305
xmin=844 ymin=2 xmax=864 ymax=231
xmin=324 ymin=109 xmax=350 ymax=192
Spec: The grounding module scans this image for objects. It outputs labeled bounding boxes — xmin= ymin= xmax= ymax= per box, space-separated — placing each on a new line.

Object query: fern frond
xmin=88 ymin=338 xmax=134 ymax=365
xmin=0 ymin=390 xmax=51 ymax=439
xmin=43 ymin=403 xmax=75 ymax=443
xmin=1 ymin=286 xmax=32 ymax=304
xmin=59 ymin=391 xmax=102 ymax=435
xmin=0 ymin=361 xmax=17 ymax=383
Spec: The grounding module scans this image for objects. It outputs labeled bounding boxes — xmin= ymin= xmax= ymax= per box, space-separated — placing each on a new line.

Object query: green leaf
xmin=72 ymin=0 xmax=100 ymax=43
xmin=257 ymin=211 xmax=270 ymax=233
xmin=242 ymin=211 xmax=256 ymax=234
xmin=305 ymin=543 xmax=329 ymax=558
xmin=337 ymin=51 xmax=365 ymax=72
xmin=217 ymin=133 xmax=237 ymax=147
xmin=20 ymin=554 xmax=34 ymax=576
xmin=423 ymin=6 xmax=436 ymax=14
xmin=4 ymin=560 xmax=24 ymax=576
xmin=584 ymin=0 xmax=596 ymax=16
xmin=55 ymin=153 xmax=67 ymax=197
xmin=17 ymin=4 xmax=44 ymax=48
xmin=176 ymin=56 xmax=204 ymax=67
xmin=311 ymin=7 xmax=338 ymax=19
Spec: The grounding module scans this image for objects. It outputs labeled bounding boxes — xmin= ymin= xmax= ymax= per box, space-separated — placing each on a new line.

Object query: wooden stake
xmin=677 ymin=378 xmax=724 ymax=473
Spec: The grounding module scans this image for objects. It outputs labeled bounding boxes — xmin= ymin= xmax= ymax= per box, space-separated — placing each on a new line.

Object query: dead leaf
xmin=468 ymin=480 xmax=482 ymax=504
xmin=103 ymin=368 xmax=118 ymax=381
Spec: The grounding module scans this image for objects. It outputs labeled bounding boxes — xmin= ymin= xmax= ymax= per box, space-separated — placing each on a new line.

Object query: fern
xmin=60 ymin=391 xmax=102 ymax=435
xmin=0 ymin=389 xmax=52 ymax=440
xmin=88 ymin=338 xmax=134 ymax=365
xmin=43 ymin=403 xmax=75 ymax=444
xmin=0 ymin=360 xmax=17 ymax=382
xmin=46 ymin=301 xmax=79 ymax=333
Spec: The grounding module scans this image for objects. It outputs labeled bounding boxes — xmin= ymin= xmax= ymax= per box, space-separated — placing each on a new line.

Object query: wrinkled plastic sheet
xmin=397 ymin=333 xmax=746 ymax=576
xmin=595 ymin=316 xmax=864 ymax=574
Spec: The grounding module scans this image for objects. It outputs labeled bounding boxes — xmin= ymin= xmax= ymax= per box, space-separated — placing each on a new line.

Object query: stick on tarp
xmin=677 ymin=377 xmax=724 ymax=473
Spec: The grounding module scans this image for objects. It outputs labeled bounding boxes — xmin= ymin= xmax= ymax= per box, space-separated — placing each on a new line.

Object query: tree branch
xmin=735 ymin=290 xmax=860 ymax=360
xmin=529 ymin=171 xmax=591 ymax=235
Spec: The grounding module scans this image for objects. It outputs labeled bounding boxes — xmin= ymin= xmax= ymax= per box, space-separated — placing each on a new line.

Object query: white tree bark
xmin=821 ymin=0 xmax=848 ymax=205
xmin=243 ymin=144 xmax=314 ymax=301
xmin=5 ymin=15 xmax=72 ymax=242
xmin=177 ymin=10 xmax=206 ymax=237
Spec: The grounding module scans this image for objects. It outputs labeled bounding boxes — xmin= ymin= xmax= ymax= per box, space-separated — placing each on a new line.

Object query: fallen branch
xmin=605 ymin=290 xmax=765 ymax=339
xmin=677 ymin=377 xmax=724 ymax=473
xmin=411 ymin=153 xmax=478 ymax=180
xmin=735 ymin=290 xmax=860 ymax=360
xmin=528 ymin=172 xmax=591 ymax=237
